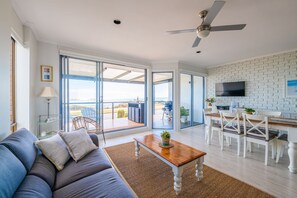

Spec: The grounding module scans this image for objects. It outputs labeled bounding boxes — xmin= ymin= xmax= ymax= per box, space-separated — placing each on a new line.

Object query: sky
xmin=69 ymin=79 xmax=170 ymax=102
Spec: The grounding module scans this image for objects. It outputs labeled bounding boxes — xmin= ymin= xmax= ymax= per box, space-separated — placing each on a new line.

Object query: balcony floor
xmin=103 ymin=117 xmax=144 ymax=132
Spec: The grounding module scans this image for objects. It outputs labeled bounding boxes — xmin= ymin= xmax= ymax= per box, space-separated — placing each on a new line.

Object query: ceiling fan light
xmin=197 ymin=29 xmax=210 ymax=38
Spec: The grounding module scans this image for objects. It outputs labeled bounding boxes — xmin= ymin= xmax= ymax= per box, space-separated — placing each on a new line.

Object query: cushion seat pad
xmin=54 ymin=148 xmax=112 ymax=190
xmin=223 ymin=126 xmax=244 ymax=135
xmin=278 ymin=134 xmax=288 ymax=141
xmin=53 ymin=168 xmax=135 ymax=198
xmin=246 ymin=130 xmax=277 ymax=141
xmin=28 ymin=154 xmax=56 ymax=189
xmin=14 ymin=175 xmax=52 ymax=198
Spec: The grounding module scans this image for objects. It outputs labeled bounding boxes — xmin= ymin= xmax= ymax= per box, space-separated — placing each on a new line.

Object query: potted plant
xmin=205 ymin=97 xmax=215 ymax=106
xmin=160 ymin=130 xmax=171 ymax=146
xmin=245 ymin=108 xmax=255 ymax=114
xmin=180 ymin=106 xmax=189 ymax=123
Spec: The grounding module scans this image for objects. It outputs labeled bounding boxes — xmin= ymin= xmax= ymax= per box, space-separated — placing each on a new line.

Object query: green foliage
xmin=180 ymin=106 xmax=189 ymax=117
xmin=117 ymin=110 xmax=126 ymax=118
xmin=244 ymin=108 xmax=255 ymax=113
xmin=161 ymin=130 xmax=171 ymax=139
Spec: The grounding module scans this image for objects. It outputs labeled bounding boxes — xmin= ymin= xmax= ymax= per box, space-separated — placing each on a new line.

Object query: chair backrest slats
xmin=220 ymin=111 xmax=241 ymax=134
xmin=72 ymin=116 xmax=102 ymax=133
xmin=203 ymin=108 xmax=212 ymax=125
xmin=243 ymin=114 xmax=269 ymax=140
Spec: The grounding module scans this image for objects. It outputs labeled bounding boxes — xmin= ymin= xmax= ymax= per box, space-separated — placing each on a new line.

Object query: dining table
xmin=204 ymin=113 xmax=297 ymax=173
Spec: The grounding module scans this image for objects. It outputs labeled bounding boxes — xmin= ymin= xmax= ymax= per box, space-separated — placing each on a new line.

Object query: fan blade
xmin=211 ymin=24 xmax=246 ymax=31
xmin=166 ymin=29 xmax=196 ymax=35
xmin=204 ymin=1 xmax=225 ymax=25
xmin=192 ymin=37 xmax=201 ymax=47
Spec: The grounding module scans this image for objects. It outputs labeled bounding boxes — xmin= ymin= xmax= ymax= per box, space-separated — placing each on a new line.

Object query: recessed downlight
xmin=196 ymin=51 xmax=201 ymax=53
xmin=113 ymin=19 xmax=121 ymax=25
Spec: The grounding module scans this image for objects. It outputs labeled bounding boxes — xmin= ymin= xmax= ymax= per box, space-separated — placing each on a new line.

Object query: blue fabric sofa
xmin=0 ymin=128 xmax=135 ymax=198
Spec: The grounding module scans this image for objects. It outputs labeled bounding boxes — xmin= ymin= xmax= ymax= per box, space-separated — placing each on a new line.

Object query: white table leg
xmin=205 ymin=125 xmax=209 ymax=142
xmin=207 ymin=127 xmax=211 ymax=145
xmin=134 ymin=141 xmax=140 ymax=159
xmin=172 ymin=167 xmax=183 ymax=195
xmin=195 ymin=157 xmax=204 ymax=181
xmin=288 ymin=142 xmax=297 ymax=173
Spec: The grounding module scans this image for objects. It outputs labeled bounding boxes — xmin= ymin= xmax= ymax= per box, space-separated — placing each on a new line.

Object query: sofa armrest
xmin=89 ymin=134 xmax=99 ymax=147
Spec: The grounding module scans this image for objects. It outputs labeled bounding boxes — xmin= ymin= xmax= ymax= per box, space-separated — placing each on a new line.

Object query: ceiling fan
xmin=166 ymin=1 xmax=246 ymax=48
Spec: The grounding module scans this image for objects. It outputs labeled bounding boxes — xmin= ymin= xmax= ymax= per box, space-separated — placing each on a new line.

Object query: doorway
xmin=152 ymin=72 xmax=173 ymax=129
xmin=180 ymin=74 xmax=204 ymax=129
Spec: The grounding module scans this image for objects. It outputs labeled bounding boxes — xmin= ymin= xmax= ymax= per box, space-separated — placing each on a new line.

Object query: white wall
xmin=0 ymin=0 xmax=12 ymax=140
xmin=207 ymin=51 xmax=297 ymax=114
xmin=35 ymin=42 xmax=59 ymax=121
xmin=23 ymin=26 xmax=38 ymax=133
xmin=11 ymin=8 xmax=23 ymax=43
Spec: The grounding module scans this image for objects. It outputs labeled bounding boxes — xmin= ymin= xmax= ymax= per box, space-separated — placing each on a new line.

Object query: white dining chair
xmin=220 ymin=111 xmax=243 ymax=155
xmin=276 ymin=134 xmax=288 ymax=163
xmin=243 ymin=114 xmax=277 ymax=165
xmin=203 ymin=108 xmax=221 ymax=145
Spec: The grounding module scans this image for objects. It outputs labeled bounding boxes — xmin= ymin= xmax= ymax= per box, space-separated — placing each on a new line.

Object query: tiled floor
xmin=102 ymin=125 xmax=297 ymax=198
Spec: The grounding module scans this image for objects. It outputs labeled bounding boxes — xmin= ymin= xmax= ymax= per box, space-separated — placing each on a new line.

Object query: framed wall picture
xmin=285 ymin=78 xmax=297 ymax=97
xmin=40 ymin=65 xmax=53 ymax=82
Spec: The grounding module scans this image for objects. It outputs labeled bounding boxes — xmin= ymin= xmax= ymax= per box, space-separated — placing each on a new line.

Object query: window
xmin=60 ymin=56 xmax=147 ymax=132
xmin=10 ymin=37 xmax=16 ymax=132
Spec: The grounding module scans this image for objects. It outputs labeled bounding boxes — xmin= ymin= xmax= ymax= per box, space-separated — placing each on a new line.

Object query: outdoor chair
xmin=72 ymin=116 xmax=106 ymax=144
xmin=162 ymin=101 xmax=173 ymax=121
xmin=81 ymin=108 xmax=97 ymax=120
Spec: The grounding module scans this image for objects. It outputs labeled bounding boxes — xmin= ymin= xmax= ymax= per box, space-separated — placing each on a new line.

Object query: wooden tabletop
xmin=134 ymin=134 xmax=206 ymax=167
xmin=206 ymin=113 xmax=297 ymax=128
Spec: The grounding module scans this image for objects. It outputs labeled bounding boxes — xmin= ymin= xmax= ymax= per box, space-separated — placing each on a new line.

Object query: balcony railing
xmin=68 ymin=101 xmax=145 ymax=131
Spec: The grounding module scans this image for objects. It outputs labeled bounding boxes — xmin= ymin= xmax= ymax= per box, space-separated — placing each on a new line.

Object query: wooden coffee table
xmin=134 ymin=134 xmax=207 ymax=195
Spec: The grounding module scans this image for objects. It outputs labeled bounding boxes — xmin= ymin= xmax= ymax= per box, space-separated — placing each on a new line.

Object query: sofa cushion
xmin=1 ymin=128 xmax=38 ymax=171
xmin=53 ymin=168 xmax=135 ymax=198
xmin=28 ymin=154 xmax=56 ymax=189
xmin=89 ymin=133 xmax=99 ymax=147
xmin=0 ymin=145 xmax=27 ymax=198
xmin=59 ymin=129 xmax=98 ymax=162
xmin=35 ymin=134 xmax=70 ymax=171
xmin=54 ymin=148 xmax=112 ymax=190
xmin=14 ymin=175 xmax=52 ymax=198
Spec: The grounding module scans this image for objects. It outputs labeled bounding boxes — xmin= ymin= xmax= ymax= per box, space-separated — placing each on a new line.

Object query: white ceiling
xmin=12 ymin=0 xmax=297 ymax=68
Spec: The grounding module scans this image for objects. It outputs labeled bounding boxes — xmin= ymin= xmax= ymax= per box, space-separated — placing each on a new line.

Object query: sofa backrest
xmin=0 ymin=128 xmax=38 ymax=172
xmin=0 ymin=145 xmax=27 ymax=198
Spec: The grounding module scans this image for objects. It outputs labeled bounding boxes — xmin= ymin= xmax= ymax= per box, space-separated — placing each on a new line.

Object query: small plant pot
xmin=180 ymin=116 xmax=188 ymax=123
xmin=208 ymin=103 xmax=212 ymax=106
xmin=162 ymin=138 xmax=170 ymax=146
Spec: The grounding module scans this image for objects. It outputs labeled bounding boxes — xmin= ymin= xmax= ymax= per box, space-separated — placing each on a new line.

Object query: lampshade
xmin=197 ymin=29 xmax=210 ymax=38
xmin=40 ymin=87 xmax=58 ymax=98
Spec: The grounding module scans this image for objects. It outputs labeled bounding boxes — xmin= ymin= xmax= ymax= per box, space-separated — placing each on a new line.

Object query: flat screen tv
xmin=215 ymin=81 xmax=245 ymax=97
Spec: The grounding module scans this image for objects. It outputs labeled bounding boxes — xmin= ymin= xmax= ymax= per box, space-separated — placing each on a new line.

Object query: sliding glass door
xmin=180 ymin=74 xmax=192 ymax=128
xmin=152 ymin=72 xmax=173 ymax=129
xmin=60 ymin=57 xmax=103 ymax=132
xmin=180 ymin=73 xmax=204 ymax=129
xmin=102 ymin=63 xmax=146 ymax=131
xmin=60 ymin=56 xmax=146 ymax=132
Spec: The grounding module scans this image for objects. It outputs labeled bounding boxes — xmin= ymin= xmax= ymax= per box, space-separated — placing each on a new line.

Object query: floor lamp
xmin=40 ymin=87 xmax=58 ymax=122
